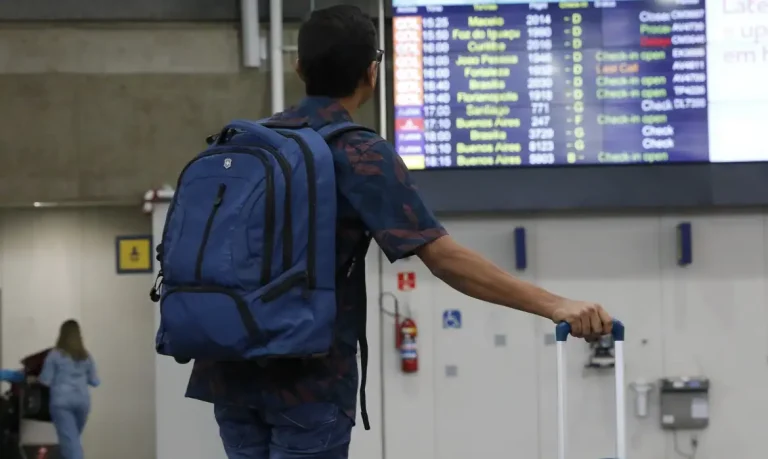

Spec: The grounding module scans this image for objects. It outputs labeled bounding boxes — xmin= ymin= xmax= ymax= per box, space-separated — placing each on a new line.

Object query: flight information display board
xmin=391 ymin=0 xmax=768 ymax=169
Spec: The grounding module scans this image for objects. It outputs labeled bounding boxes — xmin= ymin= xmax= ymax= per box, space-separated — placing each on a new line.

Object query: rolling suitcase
xmin=555 ymin=320 xmax=626 ymax=459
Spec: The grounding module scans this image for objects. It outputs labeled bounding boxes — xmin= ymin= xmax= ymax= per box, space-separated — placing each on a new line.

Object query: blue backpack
xmin=149 ymin=118 xmax=374 ymax=363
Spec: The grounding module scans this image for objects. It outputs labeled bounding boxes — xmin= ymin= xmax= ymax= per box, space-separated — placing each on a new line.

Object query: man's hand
xmin=550 ymin=299 xmax=612 ymax=341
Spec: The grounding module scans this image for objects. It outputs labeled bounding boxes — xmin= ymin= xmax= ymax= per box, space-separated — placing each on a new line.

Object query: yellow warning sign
xmin=116 ymin=236 xmax=153 ymax=274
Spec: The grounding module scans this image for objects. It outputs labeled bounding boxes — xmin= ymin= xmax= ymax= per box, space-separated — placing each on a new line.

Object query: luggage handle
xmin=555 ymin=320 xmax=626 ymax=459
xmin=555 ymin=320 xmax=624 ymax=342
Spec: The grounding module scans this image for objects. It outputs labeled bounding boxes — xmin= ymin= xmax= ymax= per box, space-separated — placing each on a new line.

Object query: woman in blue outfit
xmin=38 ymin=320 xmax=99 ymax=459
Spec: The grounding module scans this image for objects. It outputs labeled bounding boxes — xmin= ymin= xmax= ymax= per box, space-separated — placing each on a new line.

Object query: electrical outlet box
xmin=660 ymin=377 xmax=710 ymax=430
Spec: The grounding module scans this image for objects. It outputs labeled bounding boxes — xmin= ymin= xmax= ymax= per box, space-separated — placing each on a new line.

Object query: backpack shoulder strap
xmin=316 ymin=121 xmax=377 ymax=144
xmin=348 ymin=233 xmax=373 ymax=431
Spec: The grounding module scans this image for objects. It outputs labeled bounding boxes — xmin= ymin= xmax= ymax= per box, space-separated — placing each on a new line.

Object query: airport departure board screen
xmin=392 ymin=0 xmax=768 ymax=169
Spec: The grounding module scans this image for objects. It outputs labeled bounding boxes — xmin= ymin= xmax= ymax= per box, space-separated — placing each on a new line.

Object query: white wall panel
xmin=659 ymin=213 xmax=768 ymax=459
xmin=431 ymin=217 xmax=539 ymax=459
xmin=0 ymin=207 xmax=155 ymax=459
xmin=0 ymin=210 xmax=83 ymax=362
xmin=533 ymin=215 xmax=666 ymax=459
xmin=380 ymin=254 xmax=437 ymax=459
xmin=149 ymin=209 xmax=768 ymax=459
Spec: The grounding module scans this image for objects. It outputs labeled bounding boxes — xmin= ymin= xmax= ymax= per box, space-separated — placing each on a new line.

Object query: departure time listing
xmin=392 ymin=1 xmax=709 ymax=170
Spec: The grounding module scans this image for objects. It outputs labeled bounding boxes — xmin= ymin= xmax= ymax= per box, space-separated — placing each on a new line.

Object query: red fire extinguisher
xmin=398 ymin=318 xmax=418 ymax=373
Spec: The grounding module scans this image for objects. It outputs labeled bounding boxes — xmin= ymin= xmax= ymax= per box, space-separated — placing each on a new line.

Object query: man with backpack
xmin=152 ymin=5 xmax=614 ymax=459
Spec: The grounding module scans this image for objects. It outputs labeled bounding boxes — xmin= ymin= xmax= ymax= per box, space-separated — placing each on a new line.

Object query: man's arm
xmin=334 ymin=131 xmax=611 ymax=340
xmin=416 ymin=235 xmax=561 ymax=318
xmin=417 ymin=235 xmax=612 ymax=339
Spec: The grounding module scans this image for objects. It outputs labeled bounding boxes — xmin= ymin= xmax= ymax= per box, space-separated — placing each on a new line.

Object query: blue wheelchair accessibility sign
xmin=442 ymin=310 xmax=462 ymax=329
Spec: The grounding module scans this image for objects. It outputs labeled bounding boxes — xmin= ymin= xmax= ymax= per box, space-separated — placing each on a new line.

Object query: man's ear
xmin=367 ymin=61 xmax=379 ymax=88
xmin=295 ymin=59 xmax=306 ymax=82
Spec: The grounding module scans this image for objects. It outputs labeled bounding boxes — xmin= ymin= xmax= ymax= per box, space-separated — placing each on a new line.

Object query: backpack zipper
xmin=259 ymin=147 xmax=293 ymax=273
xmin=260 ymin=271 xmax=309 ymax=302
xmin=164 ymin=286 xmax=260 ymax=339
xmin=245 ymin=151 xmax=276 ymax=285
xmin=172 ymin=147 xmax=277 ymax=286
xmin=195 ymin=184 xmax=227 ymax=282
xmin=207 ymin=146 xmax=284 ymax=284
xmin=275 ymin=132 xmax=317 ymax=290
xmin=213 ymin=129 xmax=293 ymax=274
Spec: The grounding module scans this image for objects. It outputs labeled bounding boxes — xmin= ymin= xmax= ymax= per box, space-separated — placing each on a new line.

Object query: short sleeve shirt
xmin=185 ymin=96 xmax=447 ymax=419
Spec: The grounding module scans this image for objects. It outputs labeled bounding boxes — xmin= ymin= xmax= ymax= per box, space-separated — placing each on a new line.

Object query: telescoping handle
xmin=555 ymin=320 xmax=626 ymax=459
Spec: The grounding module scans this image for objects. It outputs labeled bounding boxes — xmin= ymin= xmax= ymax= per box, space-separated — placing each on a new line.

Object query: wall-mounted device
xmin=586 ymin=335 xmax=615 ymax=368
xmin=660 ymin=377 xmax=710 ymax=430
xmin=629 ymin=379 xmax=655 ymax=418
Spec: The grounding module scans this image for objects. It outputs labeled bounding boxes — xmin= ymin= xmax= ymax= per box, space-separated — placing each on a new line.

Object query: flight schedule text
xmin=392 ymin=0 xmax=709 ymax=169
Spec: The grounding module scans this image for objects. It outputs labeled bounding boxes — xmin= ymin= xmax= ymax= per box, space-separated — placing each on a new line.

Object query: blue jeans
xmin=50 ymin=403 xmax=89 ymax=459
xmin=214 ymin=403 xmax=353 ymax=459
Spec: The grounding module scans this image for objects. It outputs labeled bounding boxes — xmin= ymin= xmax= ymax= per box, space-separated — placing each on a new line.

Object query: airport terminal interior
xmin=1 ymin=0 xmax=767 ymax=458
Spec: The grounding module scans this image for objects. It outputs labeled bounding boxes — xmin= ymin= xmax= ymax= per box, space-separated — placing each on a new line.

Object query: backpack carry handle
xmin=210 ymin=122 xmax=255 ymax=146
xmin=555 ymin=318 xmax=626 ymax=459
xmin=261 ymin=120 xmax=310 ymax=129
xmin=211 ymin=119 xmax=295 ymax=146
xmin=555 ymin=319 xmax=624 ymax=342
xmin=213 ymin=120 xmax=264 ymax=145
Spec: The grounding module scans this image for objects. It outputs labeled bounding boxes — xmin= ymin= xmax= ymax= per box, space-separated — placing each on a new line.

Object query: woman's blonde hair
xmin=55 ymin=319 xmax=89 ymax=361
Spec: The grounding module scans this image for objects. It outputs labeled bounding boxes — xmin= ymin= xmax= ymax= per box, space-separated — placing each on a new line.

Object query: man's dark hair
xmin=298 ymin=5 xmax=378 ymax=98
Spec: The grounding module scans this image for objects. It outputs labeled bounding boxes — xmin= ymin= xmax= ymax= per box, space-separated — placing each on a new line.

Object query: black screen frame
xmin=383 ymin=5 xmax=768 ymax=213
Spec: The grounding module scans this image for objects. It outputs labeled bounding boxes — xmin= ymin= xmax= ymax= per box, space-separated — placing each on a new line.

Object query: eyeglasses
xmin=374 ymin=49 xmax=384 ymax=64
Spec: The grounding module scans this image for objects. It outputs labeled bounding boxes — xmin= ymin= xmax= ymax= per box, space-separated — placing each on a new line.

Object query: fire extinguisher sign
xmin=397 ymin=272 xmax=416 ymax=291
